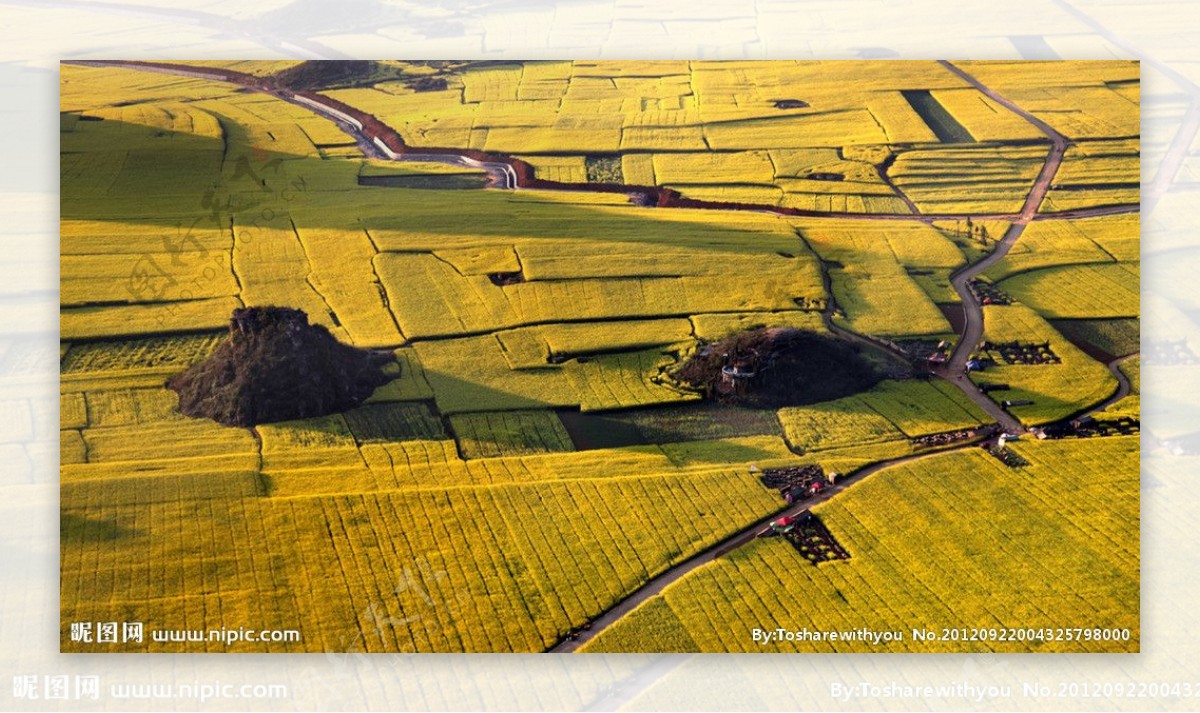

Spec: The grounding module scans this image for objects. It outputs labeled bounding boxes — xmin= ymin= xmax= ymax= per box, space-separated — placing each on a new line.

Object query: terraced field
xmin=60 ymin=59 xmax=1139 ymax=653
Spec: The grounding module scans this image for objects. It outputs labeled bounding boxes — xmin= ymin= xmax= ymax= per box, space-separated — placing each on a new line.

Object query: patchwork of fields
xmin=582 ymin=437 xmax=1139 ymax=653
xmin=60 ymin=60 xmax=1139 ymax=653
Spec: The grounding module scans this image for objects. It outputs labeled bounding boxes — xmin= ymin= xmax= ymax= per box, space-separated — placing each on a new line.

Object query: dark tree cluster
xmin=672 ymin=328 xmax=882 ymax=408
xmin=168 ymin=307 xmax=393 ymax=427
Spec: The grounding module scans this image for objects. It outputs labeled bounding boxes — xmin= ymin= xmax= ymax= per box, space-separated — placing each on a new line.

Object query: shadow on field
xmin=60 ymin=513 xmax=138 ymax=542
xmin=61 ymin=110 xmax=803 ymax=261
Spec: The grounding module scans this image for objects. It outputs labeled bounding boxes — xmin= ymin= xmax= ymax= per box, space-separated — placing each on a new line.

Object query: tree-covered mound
xmin=271 ymin=60 xmax=377 ymax=90
xmin=168 ymin=307 xmax=392 ymax=427
xmin=672 ymin=328 xmax=882 ymax=408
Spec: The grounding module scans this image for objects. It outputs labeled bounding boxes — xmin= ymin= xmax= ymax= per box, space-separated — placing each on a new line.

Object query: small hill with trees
xmin=168 ymin=307 xmax=393 ymax=427
xmin=673 ymin=328 xmax=882 ymax=408
xmin=270 ymin=60 xmax=378 ymax=91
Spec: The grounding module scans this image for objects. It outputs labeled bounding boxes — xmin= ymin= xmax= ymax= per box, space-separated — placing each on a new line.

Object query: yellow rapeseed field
xmin=60 ymin=59 xmax=1138 ymax=653
xmin=583 ymin=437 xmax=1139 ymax=652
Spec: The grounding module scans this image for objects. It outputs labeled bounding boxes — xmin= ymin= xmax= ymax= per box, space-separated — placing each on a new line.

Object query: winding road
xmin=554 ymin=61 xmax=1125 ymax=652
xmin=547 ymin=436 xmax=988 ymax=652
xmin=71 ymin=59 xmax=1141 ymax=653
xmin=1092 ymin=352 xmax=1138 ymax=416
xmin=66 ymin=60 xmax=1136 ymax=223
xmin=933 ymin=59 xmax=1073 ymax=435
xmin=364 ymin=135 xmax=521 ymax=189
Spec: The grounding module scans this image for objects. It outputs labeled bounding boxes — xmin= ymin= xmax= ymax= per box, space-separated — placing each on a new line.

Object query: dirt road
xmin=548 ymin=438 xmax=984 ymax=652
xmin=1094 ymin=352 xmax=1138 ymax=414
xmin=66 ymin=60 xmax=1135 ymax=223
xmin=934 ymin=60 xmax=1074 ymax=435
xmin=553 ymin=61 xmax=1091 ymax=653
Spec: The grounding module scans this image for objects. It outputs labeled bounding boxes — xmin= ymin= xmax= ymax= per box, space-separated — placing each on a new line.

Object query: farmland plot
xmin=449 ymin=411 xmax=574 ymax=458
xmin=970 ymin=305 xmax=1118 ymax=425
xmin=1048 ymin=139 xmax=1140 ymax=212
xmin=888 ymin=144 xmax=1047 ymax=214
xmin=1050 ymin=318 xmax=1139 ymax=361
xmin=929 ymin=88 xmax=1046 ymax=142
xmin=954 ymin=61 xmax=1140 ymax=140
xmin=984 ymin=214 xmax=1135 ymax=281
xmin=793 ymin=220 xmax=958 ymax=337
xmin=778 ymin=379 xmax=987 ymax=452
xmin=584 ymin=437 xmax=1138 ymax=653
xmin=999 ymin=263 xmax=1140 ymax=319
xmin=60 ymin=59 xmax=1138 ymax=654
xmin=64 ymin=450 xmax=783 ymax=651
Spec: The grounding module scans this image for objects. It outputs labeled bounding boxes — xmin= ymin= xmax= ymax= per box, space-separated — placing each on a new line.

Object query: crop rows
xmin=244 ymin=469 xmax=780 ymax=651
xmin=61 ymin=333 xmax=223 ymax=374
xmin=60 ymin=59 xmax=1139 ymax=654
xmin=586 ymin=438 xmax=1138 ymax=652
xmin=889 ymin=144 xmax=1047 ymax=214
xmin=449 ymin=411 xmax=574 ymax=458
xmin=971 ymin=304 xmax=1118 ymax=424
xmin=1000 ymin=263 xmax=1139 ymax=319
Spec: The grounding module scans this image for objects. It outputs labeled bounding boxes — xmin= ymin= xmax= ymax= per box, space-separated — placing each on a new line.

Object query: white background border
xmin=3 ymin=1 xmax=1197 ymax=709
